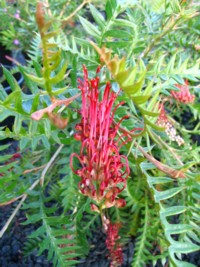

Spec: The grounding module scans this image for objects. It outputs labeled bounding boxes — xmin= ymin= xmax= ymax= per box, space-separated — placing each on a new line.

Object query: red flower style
xmin=171 ymin=80 xmax=195 ymax=104
xmin=70 ymin=65 xmax=130 ymax=208
xmin=105 ymin=221 xmax=123 ymax=267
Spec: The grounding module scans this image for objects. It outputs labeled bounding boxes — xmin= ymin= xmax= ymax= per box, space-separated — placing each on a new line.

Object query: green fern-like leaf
xmin=142 ymin=163 xmax=200 ymax=267
xmin=0 ymin=145 xmax=28 ymax=205
xmin=131 ymin=198 xmax=165 ymax=267
xmin=27 ymin=32 xmax=42 ymax=63
xmin=22 ymin=190 xmax=82 ymax=267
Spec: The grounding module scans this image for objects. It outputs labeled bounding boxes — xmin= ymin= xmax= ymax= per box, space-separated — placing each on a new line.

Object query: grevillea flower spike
xmin=70 ymin=65 xmax=130 ymax=210
xmin=70 ymin=65 xmax=130 ymax=266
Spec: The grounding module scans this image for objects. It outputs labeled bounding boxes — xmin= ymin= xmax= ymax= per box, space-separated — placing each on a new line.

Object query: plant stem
xmin=23 ymin=164 xmax=47 ymax=174
xmin=0 ymin=195 xmax=24 ymax=207
xmin=59 ymin=0 xmax=72 ymax=18
xmin=44 ymin=0 xmax=52 ymax=17
xmin=40 ymin=144 xmax=64 ymax=186
xmin=0 ymin=195 xmax=27 ymax=238
xmin=0 ymin=178 xmax=40 ymax=239
xmin=61 ymin=0 xmax=90 ymax=28
xmin=42 ymin=36 xmax=53 ymax=97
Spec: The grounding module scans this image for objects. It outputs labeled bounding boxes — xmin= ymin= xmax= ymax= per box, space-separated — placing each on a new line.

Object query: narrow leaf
xmin=155 ymin=187 xmax=184 ymax=202
xmin=79 ymin=16 xmax=101 ymax=39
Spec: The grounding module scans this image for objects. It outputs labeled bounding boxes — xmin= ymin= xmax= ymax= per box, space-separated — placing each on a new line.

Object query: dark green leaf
xmin=89 ymin=4 xmax=105 ymax=29
xmin=79 ymin=16 xmax=101 ymax=39
xmin=104 ymin=29 xmax=132 ymax=39
xmin=2 ymin=67 xmax=21 ymax=92
xmin=105 ymin=0 xmax=117 ymax=20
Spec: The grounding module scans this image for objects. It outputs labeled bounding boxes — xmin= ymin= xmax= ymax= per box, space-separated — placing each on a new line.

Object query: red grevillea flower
xmin=171 ymin=80 xmax=195 ymax=104
xmin=70 ymin=65 xmax=130 ymax=208
xmin=105 ymin=221 xmax=123 ymax=267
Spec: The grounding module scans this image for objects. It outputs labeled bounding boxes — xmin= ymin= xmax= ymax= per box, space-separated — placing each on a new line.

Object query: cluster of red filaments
xmin=171 ymin=80 xmax=195 ymax=104
xmin=70 ymin=65 xmax=130 ymax=209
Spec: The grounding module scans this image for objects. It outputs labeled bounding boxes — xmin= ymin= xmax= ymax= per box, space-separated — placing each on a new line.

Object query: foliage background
xmin=0 ymin=0 xmax=199 ymax=266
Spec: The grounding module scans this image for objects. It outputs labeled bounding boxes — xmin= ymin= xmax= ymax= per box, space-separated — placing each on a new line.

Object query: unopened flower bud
xmin=115 ymin=199 xmax=126 ymax=208
xmin=74 ymin=133 xmax=82 ymax=141
xmin=90 ymin=204 xmax=99 ymax=213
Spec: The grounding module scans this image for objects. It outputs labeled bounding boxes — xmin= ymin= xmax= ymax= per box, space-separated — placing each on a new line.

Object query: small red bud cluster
xmin=171 ymin=80 xmax=195 ymax=104
xmin=157 ymin=80 xmax=195 ymax=145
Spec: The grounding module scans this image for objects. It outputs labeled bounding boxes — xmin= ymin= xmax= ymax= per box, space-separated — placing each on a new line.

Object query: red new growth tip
xmin=70 ymin=65 xmax=130 ymax=208
xmin=171 ymin=80 xmax=195 ymax=104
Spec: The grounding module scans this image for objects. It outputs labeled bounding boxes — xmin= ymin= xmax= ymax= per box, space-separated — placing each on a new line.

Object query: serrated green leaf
xmin=139 ymin=107 xmax=159 ymax=117
xmin=79 ymin=16 xmax=101 ymax=39
xmin=0 ymin=85 xmax=8 ymax=100
xmin=22 ymin=214 xmax=41 ymax=224
xmin=28 ymin=226 xmax=45 ymax=238
xmin=160 ymin=206 xmax=186 ymax=217
xmin=0 ymin=144 xmax=10 ymax=151
xmin=0 ymin=108 xmax=13 ymax=122
xmin=166 ymin=224 xmax=194 ymax=235
xmin=104 ymin=29 xmax=132 ymax=39
xmin=132 ymin=95 xmax=150 ymax=104
xmin=89 ymin=4 xmax=105 ymax=29
xmin=2 ymin=67 xmax=21 ymax=92
xmin=31 ymin=136 xmax=40 ymax=150
xmin=115 ymin=18 xmax=137 ymax=28
xmin=18 ymin=65 xmax=39 ymax=94
xmin=15 ymin=92 xmax=27 ymax=114
xmin=44 ymin=30 xmax=60 ymax=39
xmin=19 ymin=137 xmax=30 ymax=150
xmin=105 ymin=0 xmax=117 ymax=20
xmin=155 ymin=187 xmax=184 ymax=202
xmin=41 ymin=135 xmax=50 ymax=150
xmin=104 ymin=41 xmax=132 ymax=49
xmin=126 ymin=74 xmax=145 ymax=95
xmin=145 ymin=117 xmax=165 ymax=131
xmin=169 ymin=241 xmax=199 ymax=253
xmin=115 ymin=69 xmax=132 ymax=85
xmin=33 ymin=60 xmax=43 ymax=78
xmin=0 ymin=154 xmax=12 ymax=162
xmin=50 ymin=61 xmax=68 ymax=84
xmin=25 ymin=73 xmax=45 ymax=85
xmin=3 ymin=91 xmax=20 ymax=105
xmin=147 ymin=176 xmax=173 ymax=187
xmin=49 ymin=54 xmax=62 ymax=72
xmin=13 ymin=114 xmax=21 ymax=135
